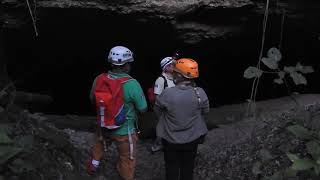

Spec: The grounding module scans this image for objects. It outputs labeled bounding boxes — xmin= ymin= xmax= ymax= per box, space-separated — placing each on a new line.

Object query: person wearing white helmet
xmin=154 ymin=57 xmax=176 ymax=96
xmin=149 ymin=56 xmax=176 ymax=153
xmin=88 ymin=46 xmax=147 ymax=180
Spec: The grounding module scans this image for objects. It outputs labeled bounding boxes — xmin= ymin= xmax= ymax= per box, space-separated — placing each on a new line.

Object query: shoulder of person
xmin=124 ymin=77 xmax=139 ymax=85
xmin=155 ymin=76 xmax=165 ymax=84
xmin=195 ymin=87 xmax=208 ymax=97
xmin=161 ymin=86 xmax=177 ymax=95
xmin=156 ymin=75 xmax=166 ymax=82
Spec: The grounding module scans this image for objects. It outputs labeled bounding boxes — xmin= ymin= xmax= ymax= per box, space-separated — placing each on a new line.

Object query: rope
xmin=278 ymin=9 xmax=286 ymax=50
xmin=247 ymin=0 xmax=270 ymax=116
xmin=26 ymin=0 xmax=38 ymax=37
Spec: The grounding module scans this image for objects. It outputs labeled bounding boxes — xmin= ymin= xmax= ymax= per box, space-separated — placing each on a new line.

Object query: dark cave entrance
xmin=3 ymin=8 xmax=320 ymax=115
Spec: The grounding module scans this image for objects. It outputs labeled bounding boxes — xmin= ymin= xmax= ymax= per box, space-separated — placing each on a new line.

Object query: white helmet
xmin=107 ymin=46 xmax=134 ymax=65
xmin=160 ymin=57 xmax=173 ymax=70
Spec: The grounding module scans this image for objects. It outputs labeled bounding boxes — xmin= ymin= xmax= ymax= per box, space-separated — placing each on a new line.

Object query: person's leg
xmin=162 ymin=139 xmax=180 ymax=180
xmin=87 ymin=139 xmax=104 ymax=174
xmin=112 ymin=134 xmax=138 ymax=180
xmin=151 ymin=136 xmax=163 ymax=152
xmin=179 ymin=142 xmax=198 ymax=180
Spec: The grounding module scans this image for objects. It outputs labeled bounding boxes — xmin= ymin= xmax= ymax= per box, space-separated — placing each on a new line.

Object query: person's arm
xmin=153 ymin=91 xmax=167 ymax=118
xmin=199 ymin=88 xmax=210 ymax=121
xmin=130 ymin=80 xmax=148 ymax=113
xmin=89 ymin=77 xmax=98 ymax=105
xmin=89 ymin=76 xmax=103 ymax=140
xmin=154 ymin=77 xmax=165 ymax=96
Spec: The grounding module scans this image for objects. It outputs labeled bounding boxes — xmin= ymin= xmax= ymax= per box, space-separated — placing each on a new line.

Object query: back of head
xmin=160 ymin=57 xmax=174 ymax=71
xmin=173 ymin=58 xmax=199 ymax=79
xmin=107 ymin=46 xmax=134 ymax=66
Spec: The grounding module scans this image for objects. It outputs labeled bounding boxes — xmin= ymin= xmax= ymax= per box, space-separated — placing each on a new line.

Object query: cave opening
xmin=3 ymin=8 xmax=320 ymax=115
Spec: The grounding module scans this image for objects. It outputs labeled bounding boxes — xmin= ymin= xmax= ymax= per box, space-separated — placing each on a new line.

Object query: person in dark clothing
xmin=153 ymin=58 xmax=210 ymax=180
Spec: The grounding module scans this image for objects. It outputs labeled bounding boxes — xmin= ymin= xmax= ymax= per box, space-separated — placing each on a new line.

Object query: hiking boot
xmin=86 ymin=157 xmax=99 ymax=175
xmin=150 ymin=143 xmax=163 ymax=153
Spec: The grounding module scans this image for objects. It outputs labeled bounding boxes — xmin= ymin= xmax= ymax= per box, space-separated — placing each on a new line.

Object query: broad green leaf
xmin=306 ymin=141 xmax=320 ymax=160
xmin=267 ymin=47 xmax=282 ymax=62
xmin=290 ymin=72 xmax=307 ymax=85
xmin=291 ymin=158 xmax=315 ymax=170
xmin=296 ymin=62 xmax=314 ymax=74
xmin=0 ymin=131 xmax=13 ymax=144
xmin=244 ymin=66 xmax=263 ymax=79
xmin=262 ymin=57 xmax=278 ymax=69
xmin=9 ymin=158 xmax=35 ymax=173
xmin=0 ymin=146 xmax=22 ymax=165
xmin=260 ymin=149 xmax=273 ymax=162
xmin=315 ymin=165 xmax=320 ymax=175
xmin=300 ymin=66 xmax=314 ymax=74
xmin=15 ymin=135 xmax=34 ymax=152
xmin=284 ymin=66 xmax=296 ymax=73
xmin=287 ymin=125 xmax=313 ymax=140
xmin=252 ymin=161 xmax=262 ymax=175
xmin=274 ymin=78 xmax=284 ymax=84
xmin=287 ymin=153 xmax=300 ymax=162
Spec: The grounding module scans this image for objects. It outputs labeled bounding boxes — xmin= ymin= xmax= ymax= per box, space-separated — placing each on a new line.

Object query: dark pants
xmin=162 ymin=139 xmax=199 ymax=180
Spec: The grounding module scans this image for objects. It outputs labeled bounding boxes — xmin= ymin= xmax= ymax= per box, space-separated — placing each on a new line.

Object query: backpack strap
xmin=105 ymin=73 xmax=135 ymax=160
xmin=159 ymin=74 xmax=168 ymax=88
xmin=105 ymin=73 xmax=132 ymax=83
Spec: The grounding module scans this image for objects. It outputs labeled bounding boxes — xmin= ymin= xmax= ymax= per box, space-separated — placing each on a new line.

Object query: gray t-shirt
xmin=154 ymin=84 xmax=209 ymax=144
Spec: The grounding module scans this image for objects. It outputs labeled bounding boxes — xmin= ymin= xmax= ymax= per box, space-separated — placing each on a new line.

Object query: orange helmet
xmin=173 ymin=58 xmax=199 ymax=78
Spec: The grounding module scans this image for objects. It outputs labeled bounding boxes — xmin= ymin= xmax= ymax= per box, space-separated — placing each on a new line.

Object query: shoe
xmin=86 ymin=157 xmax=98 ymax=175
xmin=150 ymin=143 xmax=163 ymax=153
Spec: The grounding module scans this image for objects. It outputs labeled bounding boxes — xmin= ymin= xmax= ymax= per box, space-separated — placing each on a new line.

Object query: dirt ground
xmin=58 ymin=94 xmax=320 ymax=180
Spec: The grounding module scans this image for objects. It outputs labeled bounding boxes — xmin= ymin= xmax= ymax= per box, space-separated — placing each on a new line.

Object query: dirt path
xmin=60 ymin=94 xmax=320 ymax=180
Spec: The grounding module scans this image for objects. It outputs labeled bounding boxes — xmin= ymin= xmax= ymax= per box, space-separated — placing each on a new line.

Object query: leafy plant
xmin=244 ymin=47 xmax=314 ymax=86
xmin=0 ymin=128 xmax=36 ymax=176
xmin=285 ymin=124 xmax=320 ymax=176
xmin=244 ymin=47 xmax=314 ymax=117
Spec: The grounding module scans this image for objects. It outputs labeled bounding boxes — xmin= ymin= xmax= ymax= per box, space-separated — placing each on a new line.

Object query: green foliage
xmin=0 ymin=146 xmax=22 ymax=165
xmin=252 ymin=148 xmax=275 ymax=176
xmin=260 ymin=148 xmax=274 ymax=162
xmin=306 ymin=141 xmax=320 ymax=161
xmin=267 ymin=47 xmax=282 ymax=62
xmin=0 ymin=128 xmax=36 ymax=175
xmin=290 ymin=72 xmax=307 ymax=85
xmin=285 ymin=124 xmax=320 ymax=176
xmin=244 ymin=66 xmax=263 ymax=79
xmin=0 ymin=131 xmax=13 ymax=144
xmin=290 ymin=158 xmax=314 ymax=170
xmin=253 ymin=105 xmax=320 ymax=179
xmin=287 ymin=125 xmax=313 ymax=140
xmin=262 ymin=57 xmax=278 ymax=69
xmin=252 ymin=161 xmax=262 ymax=175
xmin=244 ymin=47 xmax=314 ymax=86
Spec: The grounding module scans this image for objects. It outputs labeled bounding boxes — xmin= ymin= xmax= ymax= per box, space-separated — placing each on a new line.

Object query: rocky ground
xmin=1 ymin=94 xmax=320 ymax=180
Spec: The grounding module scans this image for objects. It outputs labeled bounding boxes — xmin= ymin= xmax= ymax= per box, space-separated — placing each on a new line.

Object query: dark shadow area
xmin=3 ymin=8 xmax=320 ymax=115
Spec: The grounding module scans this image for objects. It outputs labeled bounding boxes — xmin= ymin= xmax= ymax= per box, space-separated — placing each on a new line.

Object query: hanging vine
xmin=26 ymin=0 xmax=38 ymax=37
xmin=244 ymin=0 xmax=314 ymax=117
xmin=246 ymin=0 xmax=270 ymax=117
